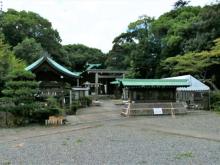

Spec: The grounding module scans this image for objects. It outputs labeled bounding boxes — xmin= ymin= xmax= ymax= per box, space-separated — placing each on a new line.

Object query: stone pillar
xmin=69 ymin=90 xmax=72 ymax=108
xmin=95 ymin=73 xmax=99 ymax=96
xmin=104 ymin=84 xmax=107 ymax=94
xmin=77 ymin=79 xmax=79 ymax=87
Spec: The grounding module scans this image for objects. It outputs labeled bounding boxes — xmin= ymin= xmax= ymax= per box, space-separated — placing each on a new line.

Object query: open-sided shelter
xmin=165 ymin=75 xmax=210 ymax=109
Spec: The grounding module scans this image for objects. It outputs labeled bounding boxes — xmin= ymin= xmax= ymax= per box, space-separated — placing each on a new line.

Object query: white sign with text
xmin=153 ymin=108 xmax=163 ymax=115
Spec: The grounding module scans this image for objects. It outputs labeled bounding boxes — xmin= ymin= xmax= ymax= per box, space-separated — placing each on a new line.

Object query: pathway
xmin=67 ymin=99 xmax=124 ymax=124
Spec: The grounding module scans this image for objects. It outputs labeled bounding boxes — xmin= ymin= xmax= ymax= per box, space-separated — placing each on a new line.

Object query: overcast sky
xmin=3 ymin=0 xmax=213 ymax=53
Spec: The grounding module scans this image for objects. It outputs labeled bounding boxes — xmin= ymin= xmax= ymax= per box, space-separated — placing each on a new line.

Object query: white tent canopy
xmin=165 ymin=75 xmax=210 ymax=92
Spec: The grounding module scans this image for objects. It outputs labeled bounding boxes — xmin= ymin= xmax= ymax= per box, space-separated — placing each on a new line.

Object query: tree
xmin=108 ymin=15 xmax=160 ymax=78
xmin=183 ymin=3 xmax=220 ymax=52
xmin=13 ymin=38 xmax=44 ymax=64
xmin=1 ymin=9 xmax=61 ymax=48
xmin=161 ymin=38 xmax=220 ymax=89
xmin=63 ymin=44 xmax=105 ymax=71
xmin=174 ymin=0 xmax=190 ymax=9
xmin=0 ymin=40 xmax=25 ymax=96
xmin=2 ymin=69 xmax=39 ymax=124
xmin=1 ymin=9 xmax=69 ymax=66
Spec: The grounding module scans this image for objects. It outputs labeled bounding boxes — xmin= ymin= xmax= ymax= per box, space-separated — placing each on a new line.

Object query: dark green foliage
xmin=2 ymin=70 xmax=38 ymax=105
xmin=106 ymin=3 xmax=220 ymax=88
xmin=0 ymin=69 xmax=39 ymax=125
xmin=13 ymin=38 xmax=44 ymax=64
xmin=66 ymin=97 xmax=92 ymax=115
xmin=2 ymin=9 xmax=61 ymax=49
xmin=161 ymin=38 xmax=220 ymax=89
xmin=1 ymin=9 xmax=70 ymax=67
xmin=66 ymin=101 xmax=80 ymax=115
xmin=63 ymin=44 xmax=105 ymax=71
xmin=210 ymin=91 xmax=220 ymax=111
xmin=0 ymin=40 xmax=25 ymax=96
xmin=79 ymin=96 xmax=92 ymax=107
xmin=174 ymin=0 xmax=190 ymax=9
xmin=32 ymin=97 xmax=63 ymax=123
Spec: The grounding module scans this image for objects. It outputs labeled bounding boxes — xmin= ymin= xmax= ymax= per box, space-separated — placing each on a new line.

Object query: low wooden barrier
xmin=121 ymin=102 xmax=187 ymax=116
xmin=45 ymin=116 xmax=64 ymax=125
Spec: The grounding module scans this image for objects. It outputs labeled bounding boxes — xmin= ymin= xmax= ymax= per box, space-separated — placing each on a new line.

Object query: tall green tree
xmin=63 ymin=44 xmax=105 ymax=71
xmin=0 ymin=40 xmax=25 ymax=96
xmin=13 ymin=38 xmax=44 ymax=64
xmin=1 ymin=9 xmax=69 ymax=66
xmin=108 ymin=16 xmax=160 ymax=78
xmin=161 ymin=38 xmax=220 ymax=89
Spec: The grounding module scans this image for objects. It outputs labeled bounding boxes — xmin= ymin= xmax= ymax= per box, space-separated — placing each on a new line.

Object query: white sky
xmin=3 ymin=0 xmax=213 ymax=53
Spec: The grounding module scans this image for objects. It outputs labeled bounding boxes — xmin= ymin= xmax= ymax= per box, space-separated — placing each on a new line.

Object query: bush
xmin=66 ymin=97 xmax=92 ymax=115
xmin=66 ymin=101 xmax=80 ymax=115
xmin=0 ymin=103 xmax=33 ymax=126
xmin=210 ymin=91 xmax=220 ymax=111
xmin=31 ymin=97 xmax=64 ymax=123
xmin=0 ymin=97 xmax=64 ymax=126
xmin=79 ymin=96 xmax=92 ymax=107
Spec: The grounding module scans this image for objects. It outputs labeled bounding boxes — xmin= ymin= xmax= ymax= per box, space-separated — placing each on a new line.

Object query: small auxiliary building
xmin=114 ymin=79 xmax=190 ymax=116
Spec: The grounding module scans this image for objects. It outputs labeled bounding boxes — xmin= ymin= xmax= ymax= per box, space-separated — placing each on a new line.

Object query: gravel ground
xmin=0 ymin=113 xmax=220 ymax=165
xmin=0 ymin=100 xmax=220 ymax=165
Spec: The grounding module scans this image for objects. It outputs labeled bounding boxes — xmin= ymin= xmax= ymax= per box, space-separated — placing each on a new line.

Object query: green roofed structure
xmin=25 ymin=55 xmax=80 ymax=86
xmin=26 ymin=56 xmax=80 ymax=80
xmin=26 ymin=55 xmax=81 ymax=107
xmin=113 ymin=79 xmax=190 ymax=116
xmin=117 ymin=79 xmax=189 ymax=88
xmin=113 ymin=78 xmax=190 ymax=102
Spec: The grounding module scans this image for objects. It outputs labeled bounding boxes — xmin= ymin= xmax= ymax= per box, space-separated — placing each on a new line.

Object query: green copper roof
xmin=110 ymin=80 xmax=120 ymax=85
xmin=86 ymin=63 xmax=102 ymax=70
xmin=25 ymin=56 xmax=80 ymax=78
xmin=117 ymin=79 xmax=190 ymax=87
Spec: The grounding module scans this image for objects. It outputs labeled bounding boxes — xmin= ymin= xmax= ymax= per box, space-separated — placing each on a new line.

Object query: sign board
xmin=153 ymin=108 xmax=163 ymax=115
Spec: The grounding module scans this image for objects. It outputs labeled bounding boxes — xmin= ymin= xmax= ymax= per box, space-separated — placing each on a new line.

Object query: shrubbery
xmin=66 ymin=97 xmax=92 ymax=115
xmin=79 ymin=96 xmax=92 ymax=107
xmin=31 ymin=97 xmax=64 ymax=123
xmin=66 ymin=101 xmax=80 ymax=115
xmin=210 ymin=91 xmax=220 ymax=111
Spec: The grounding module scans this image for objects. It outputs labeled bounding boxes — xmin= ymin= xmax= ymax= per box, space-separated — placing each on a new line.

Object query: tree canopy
xmin=106 ymin=2 xmax=220 ymax=87
xmin=63 ymin=44 xmax=106 ymax=71
xmin=13 ymin=38 xmax=44 ymax=64
xmin=1 ymin=9 xmax=69 ymax=66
